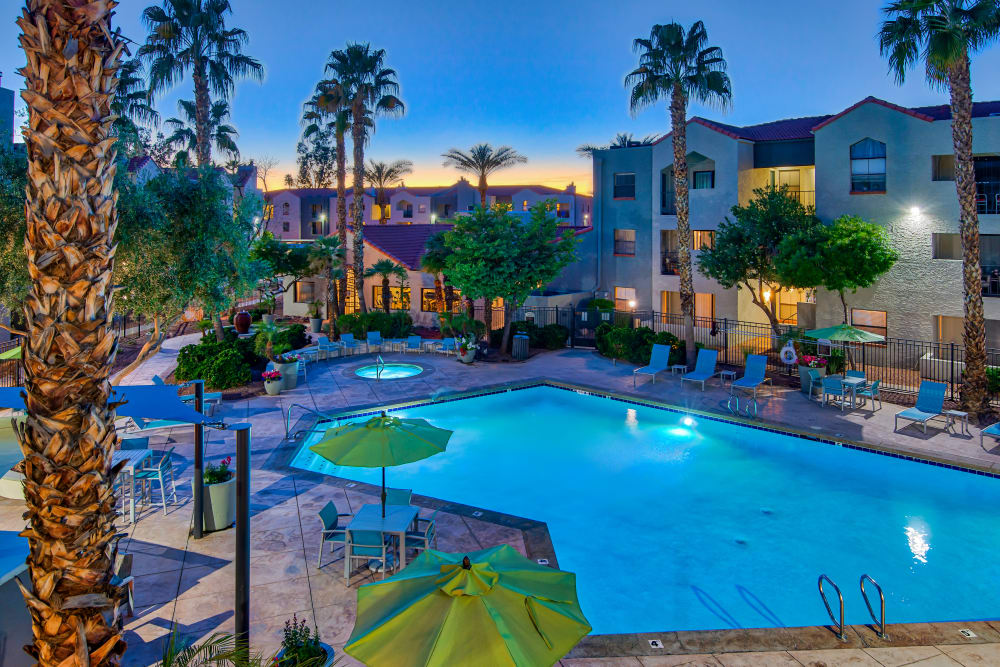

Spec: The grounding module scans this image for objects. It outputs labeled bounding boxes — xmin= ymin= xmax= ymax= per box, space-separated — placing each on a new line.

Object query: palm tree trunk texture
xmin=478 ymin=176 xmax=487 ymax=208
xmin=950 ymin=54 xmax=990 ymax=416
xmin=433 ymin=275 xmax=446 ymax=313
xmin=17 ymin=2 xmax=127 ymax=664
xmin=671 ymin=85 xmax=697 ymax=367
xmin=192 ymin=65 xmax=212 ymax=167
xmin=336 ymin=125 xmax=349 ymax=312
xmin=350 ymin=108 xmax=368 ymax=313
xmin=382 ymin=278 xmax=391 ymax=314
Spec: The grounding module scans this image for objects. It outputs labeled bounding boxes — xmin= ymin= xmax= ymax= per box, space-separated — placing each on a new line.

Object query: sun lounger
xmin=633 ymin=344 xmax=671 ymax=387
xmin=727 ymin=354 xmax=771 ymax=417
xmin=437 ymin=338 xmax=457 ymax=355
xmin=340 ymin=334 xmax=362 ymax=355
xmin=681 ymin=349 xmax=720 ymax=390
xmin=316 ymin=336 xmax=338 ymax=360
xmin=366 ymin=331 xmax=383 ymax=352
xmin=895 ymin=380 xmax=947 ymax=434
xmin=404 ymin=335 xmax=423 ymax=353
xmin=981 ymin=422 xmax=1000 ymax=447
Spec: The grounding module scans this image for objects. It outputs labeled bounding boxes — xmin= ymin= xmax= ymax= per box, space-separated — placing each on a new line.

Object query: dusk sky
xmin=6 ymin=0 xmax=1000 ymax=193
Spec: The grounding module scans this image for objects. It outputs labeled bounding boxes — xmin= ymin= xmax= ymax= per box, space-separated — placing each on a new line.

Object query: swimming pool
xmin=290 ymin=385 xmax=1000 ymax=634
xmin=354 ymin=363 xmax=423 ymax=380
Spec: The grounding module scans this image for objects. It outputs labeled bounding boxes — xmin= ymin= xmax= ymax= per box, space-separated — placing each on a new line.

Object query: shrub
xmin=336 ymin=311 xmax=413 ymax=339
xmin=176 ymin=330 xmax=264 ymax=387
xmin=595 ymin=324 xmax=684 ymax=365
xmin=539 ymin=323 xmax=569 ymax=350
xmin=587 ymin=297 xmax=615 ymax=312
xmin=204 ymin=347 xmax=251 ymax=389
xmin=987 ymin=366 xmax=1000 ymax=395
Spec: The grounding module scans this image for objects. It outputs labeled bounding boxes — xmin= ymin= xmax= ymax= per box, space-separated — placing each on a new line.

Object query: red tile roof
xmin=126 ymin=155 xmax=155 ymax=172
xmin=909 ymin=100 xmax=1000 ymax=121
xmin=487 ymin=184 xmax=567 ymax=196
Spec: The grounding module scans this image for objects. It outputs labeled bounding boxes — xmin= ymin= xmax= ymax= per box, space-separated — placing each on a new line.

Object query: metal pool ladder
xmin=374 ymin=355 xmax=385 ymax=382
xmin=860 ymin=574 xmax=888 ymax=639
xmin=818 ymin=574 xmax=846 ymax=641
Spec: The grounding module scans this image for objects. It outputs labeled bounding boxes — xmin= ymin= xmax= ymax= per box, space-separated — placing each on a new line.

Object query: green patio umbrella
xmin=308 ymin=411 xmax=451 ymax=516
xmin=0 ymin=346 xmax=21 ymax=361
xmin=344 ymin=545 xmax=592 ymax=667
xmin=804 ymin=324 xmax=885 ymax=343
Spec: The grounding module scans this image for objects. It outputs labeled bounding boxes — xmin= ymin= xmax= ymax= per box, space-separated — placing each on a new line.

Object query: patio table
xmin=840 ymin=376 xmax=866 ymax=409
xmin=112 ymin=448 xmax=152 ymax=524
xmin=345 ymin=503 xmax=419 ymax=579
xmin=384 ymin=339 xmax=407 ymax=353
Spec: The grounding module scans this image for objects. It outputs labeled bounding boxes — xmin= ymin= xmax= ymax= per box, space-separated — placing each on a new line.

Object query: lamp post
xmin=191 ymin=380 xmax=205 ymax=539
xmin=233 ymin=423 xmax=251 ymax=649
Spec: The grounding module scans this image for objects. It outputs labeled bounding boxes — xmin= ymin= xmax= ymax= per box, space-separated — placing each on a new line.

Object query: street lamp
xmin=431 ymin=213 xmax=437 ymax=224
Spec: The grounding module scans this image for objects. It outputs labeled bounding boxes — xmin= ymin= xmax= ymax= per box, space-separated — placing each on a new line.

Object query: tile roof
xmin=126 ymin=155 xmax=155 ymax=172
xmin=909 ymin=99 xmax=1000 ymax=121
xmin=486 ymin=184 xmax=567 ymax=196
xmin=266 ymin=187 xmax=372 ymax=198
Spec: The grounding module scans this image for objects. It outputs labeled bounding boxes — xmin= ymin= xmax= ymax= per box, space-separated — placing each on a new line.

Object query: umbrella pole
xmin=382 ymin=467 xmax=386 ymax=518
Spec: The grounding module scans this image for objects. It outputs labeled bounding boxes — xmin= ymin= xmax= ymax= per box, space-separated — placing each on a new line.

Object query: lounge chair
xmin=681 ymin=349 xmax=720 ymax=390
xmin=340 ymin=333 xmax=362 ymax=355
xmin=895 ymin=380 xmax=947 ymax=433
xmin=317 ymin=501 xmax=353 ymax=567
xmin=727 ymin=354 xmax=772 ymax=417
xmin=404 ymin=335 xmax=423 ymax=353
xmin=366 ymin=331 xmax=383 ymax=352
xmin=633 ymin=344 xmax=671 ymax=387
xmin=385 ymin=487 xmax=412 ymax=506
xmin=821 ymin=376 xmax=847 ymax=412
xmin=981 ymin=422 xmax=1000 ymax=447
xmin=857 ymin=379 xmax=882 ymax=411
xmin=437 ymin=338 xmax=457 ymax=355
xmin=346 ymin=530 xmax=396 ymax=581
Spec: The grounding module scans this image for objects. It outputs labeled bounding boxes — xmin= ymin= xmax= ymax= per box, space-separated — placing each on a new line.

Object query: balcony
xmin=977 ymin=181 xmax=1000 ymax=215
xmin=661 ymin=250 xmax=680 ymax=275
xmin=984 ymin=265 xmax=1000 ymax=297
xmin=785 ymin=190 xmax=815 ymax=208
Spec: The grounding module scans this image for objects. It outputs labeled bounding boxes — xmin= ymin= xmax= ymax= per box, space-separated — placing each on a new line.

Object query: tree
xmin=139 ymin=0 xmax=263 ymax=166
xmin=250 ymin=232 xmax=314 ymax=296
xmin=576 ymin=132 xmax=657 ymax=158
xmin=293 ymin=123 xmax=336 ymax=188
xmin=283 ymin=174 xmax=294 ymax=188
xmin=698 ymin=186 xmax=819 ymax=335
xmin=328 ymin=43 xmax=405 ymax=313
xmin=17 ymin=2 xmax=127 ymax=664
xmin=626 ymin=20 xmax=732 ymax=367
xmin=421 ymin=231 xmax=451 ymax=314
xmin=365 ymin=258 xmax=407 ymax=313
xmin=254 ymin=155 xmax=278 ymax=193
xmin=880 ymin=0 xmax=1000 ymax=416
xmin=111 ymin=58 xmax=159 ymax=158
xmin=776 ymin=215 xmax=899 ymax=324
xmin=444 ymin=201 xmax=579 ymax=353
xmin=366 ymin=159 xmax=413 ymax=223
xmin=308 ymin=236 xmax=346 ymax=336
xmin=441 ymin=144 xmax=528 ymax=208
xmin=164 ymin=99 xmax=240 ymax=164
xmin=0 ymin=149 xmax=29 ymax=328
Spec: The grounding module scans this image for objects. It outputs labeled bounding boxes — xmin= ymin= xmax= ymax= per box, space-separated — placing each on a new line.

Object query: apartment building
xmin=592 ymin=95 xmax=1000 ymax=344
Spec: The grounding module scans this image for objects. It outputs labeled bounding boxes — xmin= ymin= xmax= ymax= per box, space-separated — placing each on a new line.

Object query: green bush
xmin=587 ymin=297 xmax=615 ymax=312
xmin=337 ymin=311 xmax=413 ymax=339
xmin=595 ymin=324 xmax=684 ymax=365
xmin=176 ymin=330 xmax=264 ymax=388
xmin=987 ymin=366 xmax=1000 ymax=395
xmin=204 ymin=347 xmax=252 ymax=389
xmin=539 ymin=323 xmax=569 ymax=350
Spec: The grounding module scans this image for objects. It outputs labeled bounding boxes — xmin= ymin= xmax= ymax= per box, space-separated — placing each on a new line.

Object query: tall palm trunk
xmin=950 ymin=53 xmax=989 ymax=415
xmin=381 ymin=277 xmax=391 ymax=313
xmin=670 ymin=85 xmax=697 ymax=367
xmin=192 ymin=63 xmax=212 ymax=167
xmin=326 ymin=269 xmax=339 ymax=338
xmin=336 ymin=123 xmax=349 ymax=313
xmin=444 ymin=281 xmax=455 ymax=312
xmin=433 ymin=274 xmax=446 ymax=313
xmin=17 ymin=3 xmax=127 ymax=665
xmin=478 ymin=177 xmax=487 ymax=208
xmin=350 ymin=103 xmax=368 ymax=313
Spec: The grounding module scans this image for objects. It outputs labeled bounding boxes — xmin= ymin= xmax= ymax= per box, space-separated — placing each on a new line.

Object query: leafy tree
xmin=444 ymin=201 xmax=579 ymax=353
xmin=698 ymin=185 xmax=819 ymax=335
xmin=576 ymin=132 xmax=657 ymax=158
xmin=421 ymin=231 xmax=452 ymax=314
xmin=880 ymin=0 xmax=1000 ymax=415
xmin=111 ymin=57 xmax=159 ymax=158
xmin=366 ymin=159 xmax=413 ymax=223
xmin=250 ymin=232 xmax=313 ymax=295
xmin=365 ymin=258 xmax=407 ymax=313
xmin=164 ymin=99 xmax=240 ymax=164
xmin=294 ymin=122 xmax=337 ymax=188
xmin=626 ymin=20 xmax=732 ymax=367
xmin=284 ymin=174 xmax=295 ymax=188
xmin=0 ymin=149 xmax=29 ymax=327
xmin=308 ymin=236 xmax=346 ymax=336
xmin=776 ymin=215 xmax=899 ymax=324
xmin=139 ymin=0 xmax=263 ymax=166
xmin=441 ymin=144 xmax=528 ymax=208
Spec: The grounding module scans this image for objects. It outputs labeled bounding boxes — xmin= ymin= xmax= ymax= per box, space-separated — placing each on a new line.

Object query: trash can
xmin=512 ymin=334 xmax=529 ymax=360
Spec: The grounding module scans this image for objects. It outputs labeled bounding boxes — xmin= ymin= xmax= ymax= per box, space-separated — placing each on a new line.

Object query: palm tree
xmin=365 ymin=258 xmax=407 ymax=313
xmin=366 ymin=159 xmax=414 ymax=223
xmin=164 ymin=99 xmax=240 ymax=164
xmin=308 ymin=236 xmax=346 ymax=336
xmin=139 ymin=0 xmax=263 ymax=166
xmin=880 ymin=1 xmax=1000 ymax=416
xmin=576 ymin=132 xmax=657 ymax=158
xmin=112 ymin=58 xmax=159 ymax=156
xmin=328 ymin=43 xmax=405 ymax=313
xmin=626 ymin=21 xmax=732 ymax=368
xmin=441 ymin=144 xmax=528 ymax=208
xmin=17 ymin=3 xmax=127 ymax=665
xmin=421 ymin=231 xmax=451 ymax=314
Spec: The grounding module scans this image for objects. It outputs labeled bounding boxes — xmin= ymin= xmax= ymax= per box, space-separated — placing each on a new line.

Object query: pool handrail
xmin=860 ymin=574 xmax=887 ymax=640
xmin=818 ymin=574 xmax=846 ymax=641
xmin=284 ymin=403 xmax=338 ymax=439
xmin=375 ymin=355 xmax=385 ymax=382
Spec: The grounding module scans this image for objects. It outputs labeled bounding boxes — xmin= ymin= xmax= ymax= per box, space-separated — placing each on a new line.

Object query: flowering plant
xmin=204 ymin=456 xmax=233 ymax=484
xmin=277 ymin=614 xmax=324 ymax=665
xmin=457 ymin=332 xmax=478 ymax=356
xmin=799 ymin=355 xmax=828 ymax=368
xmin=262 ymin=370 xmax=282 ymax=382
xmin=273 ymin=353 xmax=298 ymax=365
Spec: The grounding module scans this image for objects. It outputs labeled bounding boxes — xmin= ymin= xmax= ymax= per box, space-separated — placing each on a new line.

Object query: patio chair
xmin=805 ymin=369 xmax=824 ymax=401
xmin=404 ymin=335 xmax=423 ymax=353
xmin=297 ymin=359 xmax=307 ymax=385
xmin=981 ymin=422 xmax=1000 ymax=447
xmin=633 ymin=344 xmax=671 ymax=387
xmin=895 ymin=380 xmax=947 ymax=433
xmin=405 ymin=509 xmax=439 ymax=555
xmin=340 ymin=333 xmax=362 ymax=355
xmin=845 ymin=369 xmax=868 ymax=388
xmin=857 ymin=379 xmax=882 ymax=411
xmin=134 ymin=447 xmax=177 ymax=515
xmin=123 ymin=417 xmax=190 ymax=436
xmin=727 ymin=354 xmax=772 ymax=417
xmin=681 ymin=349 xmax=720 ymax=391
xmin=366 ymin=331 xmax=383 ymax=352
xmin=346 ymin=529 xmax=396 ymax=581
xmin=437 ymin=338 xmax=457 ymax=355
xmin=821 ymin=376 xmax=848 ymax=412
xmin=385 ymin=488 xmax=412 ymax=506
xmin=316 ymin=336 xmax=338 ymax=360
xmin=111 ymin=552 xmax=135 ymax=618
xmin=317 ymin=501 xmax=353 ymax=568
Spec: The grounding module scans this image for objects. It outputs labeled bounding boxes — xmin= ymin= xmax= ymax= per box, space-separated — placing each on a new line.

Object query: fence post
xmin=723 ymin=317 xmax=729 ymax=365
xmin=950 ymin=342 xmax=955 ymax=401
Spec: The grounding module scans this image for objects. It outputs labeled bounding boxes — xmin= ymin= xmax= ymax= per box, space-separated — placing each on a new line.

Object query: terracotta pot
xmin=233 ymin=310 xmax=252 ymax=334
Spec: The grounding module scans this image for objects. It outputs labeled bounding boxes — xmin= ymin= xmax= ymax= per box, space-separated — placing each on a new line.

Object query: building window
xmin=282 ymin=202 xmax=290 ymax=215
xmin=660 ymin=169 xmax=676 ymax=214
xmin=522 ymin=200 xmax=529 ymax=211
xmin=850 ymin=138 xmax=886 ymax=193
xmin=661 ymin=291 xmax=715 ymax=320
xmin=692 ymin=170 xmax=715 ymax=189
xmin=421 ymin=288 xmax=439 ymax=312
xmin=418 ymin=204 xmax=427 ymax=213
xmin=851 ymin=308 xmax=887 ymax=338
xmin=556 ymin=202 xmax=570 ymax=219
xmin=613 ymin=173 xmax=636 ymax=199
xmin=932 ymin=155 xmax=955 ymax=181
xmin=372 ymin=204 xmax=382 ymax=221
xmin=932 ymin=233 xmax=961 ymax=260
xmin=614 ymin=286 xmax=636 ymax=311
xmin=311 ymin=220 xmax=324 ymax=235
xmin=311 ymin=204 xmax=322 ymax=219
xmin=468 ymin=204 xmax=475 ymax=212
xmin=975 ymin=156 xmax=1000 ymax=214
xmin=398 ymin=200 xmax=413 ymax=219
xmin=614 ymin=229 xmax=636 ymax=256
xmin=372 ymin=286 xmax=411 ymax=310
xmin=692 ymin=230 xmax=715 ymax=250
xmin=294 ymin=281 xmax=315 ymax=303
xmin=282 ymin=221 xmax=290 ymax=232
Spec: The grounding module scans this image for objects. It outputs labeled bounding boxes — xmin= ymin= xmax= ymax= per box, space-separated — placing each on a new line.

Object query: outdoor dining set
xmin=299 ymin=332 xmax=458 ymax=361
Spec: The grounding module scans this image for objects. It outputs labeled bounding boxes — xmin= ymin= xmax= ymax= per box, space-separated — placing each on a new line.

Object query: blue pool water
xmin=354 ymin=363 xmax=423 ymax=380
xmin=290 ymin=386 xmax=1000 ymax=634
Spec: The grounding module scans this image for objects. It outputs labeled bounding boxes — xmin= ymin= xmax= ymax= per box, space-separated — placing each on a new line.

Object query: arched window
xmin=850 ymin=138 xmax=886 ymax=193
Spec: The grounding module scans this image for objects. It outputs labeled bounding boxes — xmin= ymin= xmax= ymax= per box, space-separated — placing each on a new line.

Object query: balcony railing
xmin=983 ymin=265 xmax=1000 ymax=297
xmin=785 ymin=189 xmax=815 ymax=207
xmin=977 ymin=181 xmax=1000 ymax=215
xmin=661 ymin=250 xmax=680 ymax=275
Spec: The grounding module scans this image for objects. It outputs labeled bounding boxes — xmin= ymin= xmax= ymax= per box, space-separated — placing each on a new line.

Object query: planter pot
xmin=262 ymin=313 xmax=275 ymax=326
xmin=194 ymin=476 xmax=236 ymax=532
xmin=264 ymin=379 xmax=281 ymax=396
xmin=274 ymin=361 xmax=298 ymax=390
xmin=233 ymin=310 xmax=252 ymax=334
xmin=275 ymin=643 xmax=335 ymax=667
xmin=309 ymin=318 xmax=322 ymax=334
xmin=798 ymin=365 xmax=826 ymax=395
xmin=457 ymin=348 xmax=475 ymax=364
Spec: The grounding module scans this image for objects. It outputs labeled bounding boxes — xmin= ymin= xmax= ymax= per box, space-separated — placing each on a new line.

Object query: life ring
xmin=780 ymin=341 xmax=798 ymax=366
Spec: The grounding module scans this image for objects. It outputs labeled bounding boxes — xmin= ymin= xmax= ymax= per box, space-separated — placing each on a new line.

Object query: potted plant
xmin=308 ymin=300 xmax=323 ymax=334
xmin=262 ymin=294 xmax=277 ymax=325
xmin=274 ymin=615 xmax=335 ymax=666
xmin=262 ymin=369 xmax=282 ymax=396
xmin=456 ymin=333 xmax=477 ymax=364
xmin=798 ymin=354 xmax=828 ymax=395
xmin=195 ymin=456 xmax=235 ymax=532
xmin=274 ymin=353 xmax=299 ymax=390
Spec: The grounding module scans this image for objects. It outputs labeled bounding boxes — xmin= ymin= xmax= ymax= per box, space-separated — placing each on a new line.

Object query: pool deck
xmin=2 ymin=346 xmax=1000 ymax=665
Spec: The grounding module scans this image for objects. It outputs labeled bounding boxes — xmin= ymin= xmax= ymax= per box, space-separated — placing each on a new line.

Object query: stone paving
xmin=2 ymin=344 xmax=1000 ymax=665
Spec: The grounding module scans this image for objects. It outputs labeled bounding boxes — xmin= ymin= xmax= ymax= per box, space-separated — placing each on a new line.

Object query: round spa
xmin=354 ymin=363 xmax=423 ymax=380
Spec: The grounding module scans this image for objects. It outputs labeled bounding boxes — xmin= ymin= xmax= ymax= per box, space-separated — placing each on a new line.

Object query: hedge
xmin=336 ymin=311 xmax=413 ymax=339
xmin=595 ymin=323 xmax=685 ymax=365
xmin=489 ymin=321 xmax=569 ymax=352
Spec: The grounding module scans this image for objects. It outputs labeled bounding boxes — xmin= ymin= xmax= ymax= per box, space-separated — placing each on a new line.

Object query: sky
xmin=5 ymin=0 xmax=1000 ymax=194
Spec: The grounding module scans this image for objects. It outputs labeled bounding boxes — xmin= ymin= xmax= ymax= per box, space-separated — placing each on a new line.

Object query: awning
xmin=0 ymin=385 xmax=211 ymax=424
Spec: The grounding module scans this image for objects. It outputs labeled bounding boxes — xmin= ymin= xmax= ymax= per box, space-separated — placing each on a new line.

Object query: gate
xmin=573 ymin=308 xmax=612 ymax=348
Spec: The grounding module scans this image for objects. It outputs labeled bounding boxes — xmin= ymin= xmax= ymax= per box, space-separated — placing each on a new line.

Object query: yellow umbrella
xmin=344 ymin=545 xmax=591 ymax=667
xmin=0 ymin=346 xmax=21 ymax=361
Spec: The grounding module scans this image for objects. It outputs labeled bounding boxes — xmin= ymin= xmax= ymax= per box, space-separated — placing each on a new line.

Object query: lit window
xmin=613 ymin=173 xmax=636 ymax=199
xmin=420 ymin=288 xmax=459 ymax=312
xmin=418 ymin=204 xmax=427 ymax=213
xmin=372 ymin=286 xmax=412 ymax=310
xmin=522 ymin=200 xmax=529 ymax=211
xmin=614 ymin=229 xmax=636 ymax=256
xmin=614 ymin=286 xmax=636 ymax=311
xmin=661 ymin=291 xmax=714 ymax=320
xmin=556 ymin=202 xmax=570 ymax=218
xmin=294 ymin=281 xmax=316 ymax=303
xmin=372 ymin=204 xmax=382 ymax=221
xmin=692 ymin=171 xmax=715 ymax=189
xmin=692 ymin=230 xmax=715 ymax=250
xmin=852 ymin=308 xmax=887 ymax=338
xmin=850 ymin=138 xmax=886 ymax=193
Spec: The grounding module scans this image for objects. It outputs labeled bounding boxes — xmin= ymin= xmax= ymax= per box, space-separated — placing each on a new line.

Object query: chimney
xmin=565 ymin=182 xmax=576 ymax=194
